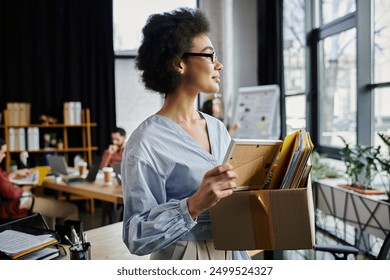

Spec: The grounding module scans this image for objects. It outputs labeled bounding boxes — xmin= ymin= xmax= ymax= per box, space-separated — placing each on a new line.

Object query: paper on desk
xmin=9 ymin=166 xmax=51 ymax=186
xmin=0 ymin=229 xmax=57 ymax=258
xmin=10 ymin=170 xmax=39 ymax=185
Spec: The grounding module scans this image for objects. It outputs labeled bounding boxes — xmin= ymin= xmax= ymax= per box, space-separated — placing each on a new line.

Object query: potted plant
xmin=311 ymin=150 xmax=342 ymax=180
xmin=338 ymin=136 xmax=383 ymax=194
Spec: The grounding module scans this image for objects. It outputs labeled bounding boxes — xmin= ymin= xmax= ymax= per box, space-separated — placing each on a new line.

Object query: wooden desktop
xmin=62 ymin=222 xmax=149 ymax=260
xmin=38 ymin=175 xmax=123 ymax=204
xmin=61 ymin=222 xmax=261 ymax=260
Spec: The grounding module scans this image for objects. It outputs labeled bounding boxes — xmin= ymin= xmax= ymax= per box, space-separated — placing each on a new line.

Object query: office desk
xmin=63 ymin=222 xmax=149 ymax=260
xmin=62 ymin=222 xmax=261 ymax=260
xmin=38 ymin=176 xmax=123 ymax=204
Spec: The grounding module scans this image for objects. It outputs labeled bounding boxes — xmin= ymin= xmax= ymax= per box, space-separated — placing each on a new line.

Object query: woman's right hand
xmin=187 ymin=164 xmax=238 ymax=220
xmin=8 ymin=168 xmax=31 ymax=179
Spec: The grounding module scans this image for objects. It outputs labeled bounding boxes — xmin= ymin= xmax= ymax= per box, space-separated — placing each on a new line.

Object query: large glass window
xmin=285 ymin=95 xmax=306 ymax=134
xmin=283 ymin=0 xmax=306 ymax=95
xmin=374 ymin=0 xmax=390 ymax=149
xmin=283 ymin=0 xmax=306 ymax=134
xmin=319 ymin=28 xmax=356 ymax=147
xmin=374 ymin=0 xmax=390 ymax=84
xmin=374 ymin=88 xmax=390 ymax=147
xmin=321 ymin=0 xmax=356 ymax=25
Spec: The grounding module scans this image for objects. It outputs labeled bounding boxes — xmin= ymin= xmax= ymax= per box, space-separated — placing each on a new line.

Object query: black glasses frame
xmin=182 ymin=52 xmax=217 ymax=63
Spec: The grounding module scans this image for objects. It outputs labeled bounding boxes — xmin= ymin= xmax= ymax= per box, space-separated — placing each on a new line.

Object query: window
xmin=321 ymin=0 xmax=356 ymax=24
xmin=373 ymin=0 xmax=390 ymax=148
xmin=319 ymin=28 xmax=357 ymax=147
xmin=282 ymin=0 xmax=390 ymax=158
xmin=374 ymin=0 xmax=390 ymax=84
xmin=283 ymin=0 xmax=306 ymax=135
xmin=113 ymin=0 xmax=197 ymax=53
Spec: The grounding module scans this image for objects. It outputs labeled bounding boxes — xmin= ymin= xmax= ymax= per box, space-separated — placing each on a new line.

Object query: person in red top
xmin=100 ymin=127 xmax=127 ymax=168
xmin=0 ymin=138 xmax=79 ymax=224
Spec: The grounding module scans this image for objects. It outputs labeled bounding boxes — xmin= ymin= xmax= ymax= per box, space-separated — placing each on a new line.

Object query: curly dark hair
xmin=136 ymin=8 xmax=210 ymax=95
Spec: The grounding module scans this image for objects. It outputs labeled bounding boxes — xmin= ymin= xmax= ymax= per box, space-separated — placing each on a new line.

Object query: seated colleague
xmin=100 ymin=127 xmax=127 ymax=168
xmin=0 ymin=138 xmax=79 ymax=223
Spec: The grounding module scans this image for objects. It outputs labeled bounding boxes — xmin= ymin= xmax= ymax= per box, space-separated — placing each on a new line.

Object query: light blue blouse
xmin=121 ymin=112 xmax=250 ymax=260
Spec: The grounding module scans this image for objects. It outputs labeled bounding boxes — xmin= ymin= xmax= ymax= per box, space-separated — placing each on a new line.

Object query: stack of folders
xmin=266 ymin=129 xmax=314 ymax=190
xmin=0 ymin=230 xmax=59 ymax=260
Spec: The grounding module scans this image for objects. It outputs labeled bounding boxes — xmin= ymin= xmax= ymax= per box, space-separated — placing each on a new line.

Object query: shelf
xmin=1 ymin=107 xmax=97 ymax=172
xmin=9 ymin=147 xmax=98 ymax=153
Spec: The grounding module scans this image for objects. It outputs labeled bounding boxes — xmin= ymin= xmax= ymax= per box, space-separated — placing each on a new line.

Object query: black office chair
xmin=313 ymin=230 xmax=390 ymax=260
xmin=313 ymin=243 xmax=359 ymax=260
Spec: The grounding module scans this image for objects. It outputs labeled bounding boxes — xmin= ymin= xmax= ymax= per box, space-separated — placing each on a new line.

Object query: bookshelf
xmin=1 ymin=108 xmax=98 ymax=172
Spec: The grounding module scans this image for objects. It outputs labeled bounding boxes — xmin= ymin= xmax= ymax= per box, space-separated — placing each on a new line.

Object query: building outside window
xmin=283 ymin=0 xmax=306 ymax=135
xmin=373 ymin=0 xmax=390 ymax=148
xmin=283 ymin=0 xmax=390 ymax=157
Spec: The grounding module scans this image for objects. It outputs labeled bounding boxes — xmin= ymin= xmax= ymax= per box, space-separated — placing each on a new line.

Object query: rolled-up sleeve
xmin=122 ymin=155 xmax=197 ymax=256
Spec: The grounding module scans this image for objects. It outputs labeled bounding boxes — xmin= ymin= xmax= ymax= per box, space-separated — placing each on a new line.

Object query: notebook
xmin=62 ymin=157 xmax=102 ymax=184
xmin=47 ymin=155 xmax=78 ymax=176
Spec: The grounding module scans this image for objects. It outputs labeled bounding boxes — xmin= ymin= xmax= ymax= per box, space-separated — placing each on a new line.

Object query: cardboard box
xmin=210 ymin=180 xmax=315 ymax=250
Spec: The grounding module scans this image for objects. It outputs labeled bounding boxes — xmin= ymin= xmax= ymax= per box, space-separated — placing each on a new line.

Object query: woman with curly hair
xmin=121 ymin=8 xmax=250 ymax=260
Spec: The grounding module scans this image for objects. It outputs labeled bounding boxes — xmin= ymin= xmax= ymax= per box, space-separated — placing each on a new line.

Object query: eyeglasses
xmin=182 ymin=52 xmax=217 ymax=63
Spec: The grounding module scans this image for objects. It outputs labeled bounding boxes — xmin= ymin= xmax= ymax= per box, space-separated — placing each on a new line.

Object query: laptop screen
xmin=112 ymin=161 xmax=121 ymax=185
xmin=47 ymin=155 xmax=69 ymax=175
xmin=85 ymin=157 xmax=102 ymax=182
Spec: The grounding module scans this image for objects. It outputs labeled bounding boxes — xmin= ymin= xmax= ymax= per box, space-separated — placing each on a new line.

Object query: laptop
xmin=112 ymin=161 xmax=122 ymax=185
xmin=47 ymin=155 xmax=78 ymax=176
xmin=62 ymin=157 xmax=102 ymax=184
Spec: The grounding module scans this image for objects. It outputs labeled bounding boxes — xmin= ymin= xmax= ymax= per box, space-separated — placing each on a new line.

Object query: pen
xmin=71 ymin=228 xmax=80 ymax=245
xmin=64 ymin=235 xmax=75 ymax=247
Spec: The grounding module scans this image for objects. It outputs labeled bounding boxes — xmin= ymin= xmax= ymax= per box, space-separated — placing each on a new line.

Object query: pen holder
xmin=69 ymin=243 xmax=91 ymax=260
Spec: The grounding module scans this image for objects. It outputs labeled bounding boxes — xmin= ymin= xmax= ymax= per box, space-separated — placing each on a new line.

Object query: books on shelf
xmin=0 ymin=229 xmax=58 ymax=260
xmin=63 ymin=101 xmax=82 ymax=125
xmin=8 ymin=128 xmax=15 ymax=151
xmin=27 ymin=127 xmax=40 ymax=150
xmin=8 ymin=127 xmax=39 ymax=151
xmin=6 ymin=102 xmax=31 ymax=126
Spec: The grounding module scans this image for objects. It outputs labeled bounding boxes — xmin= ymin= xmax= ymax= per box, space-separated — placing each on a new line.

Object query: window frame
xmin=303 ymin=0 xmax=387 ymax=159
